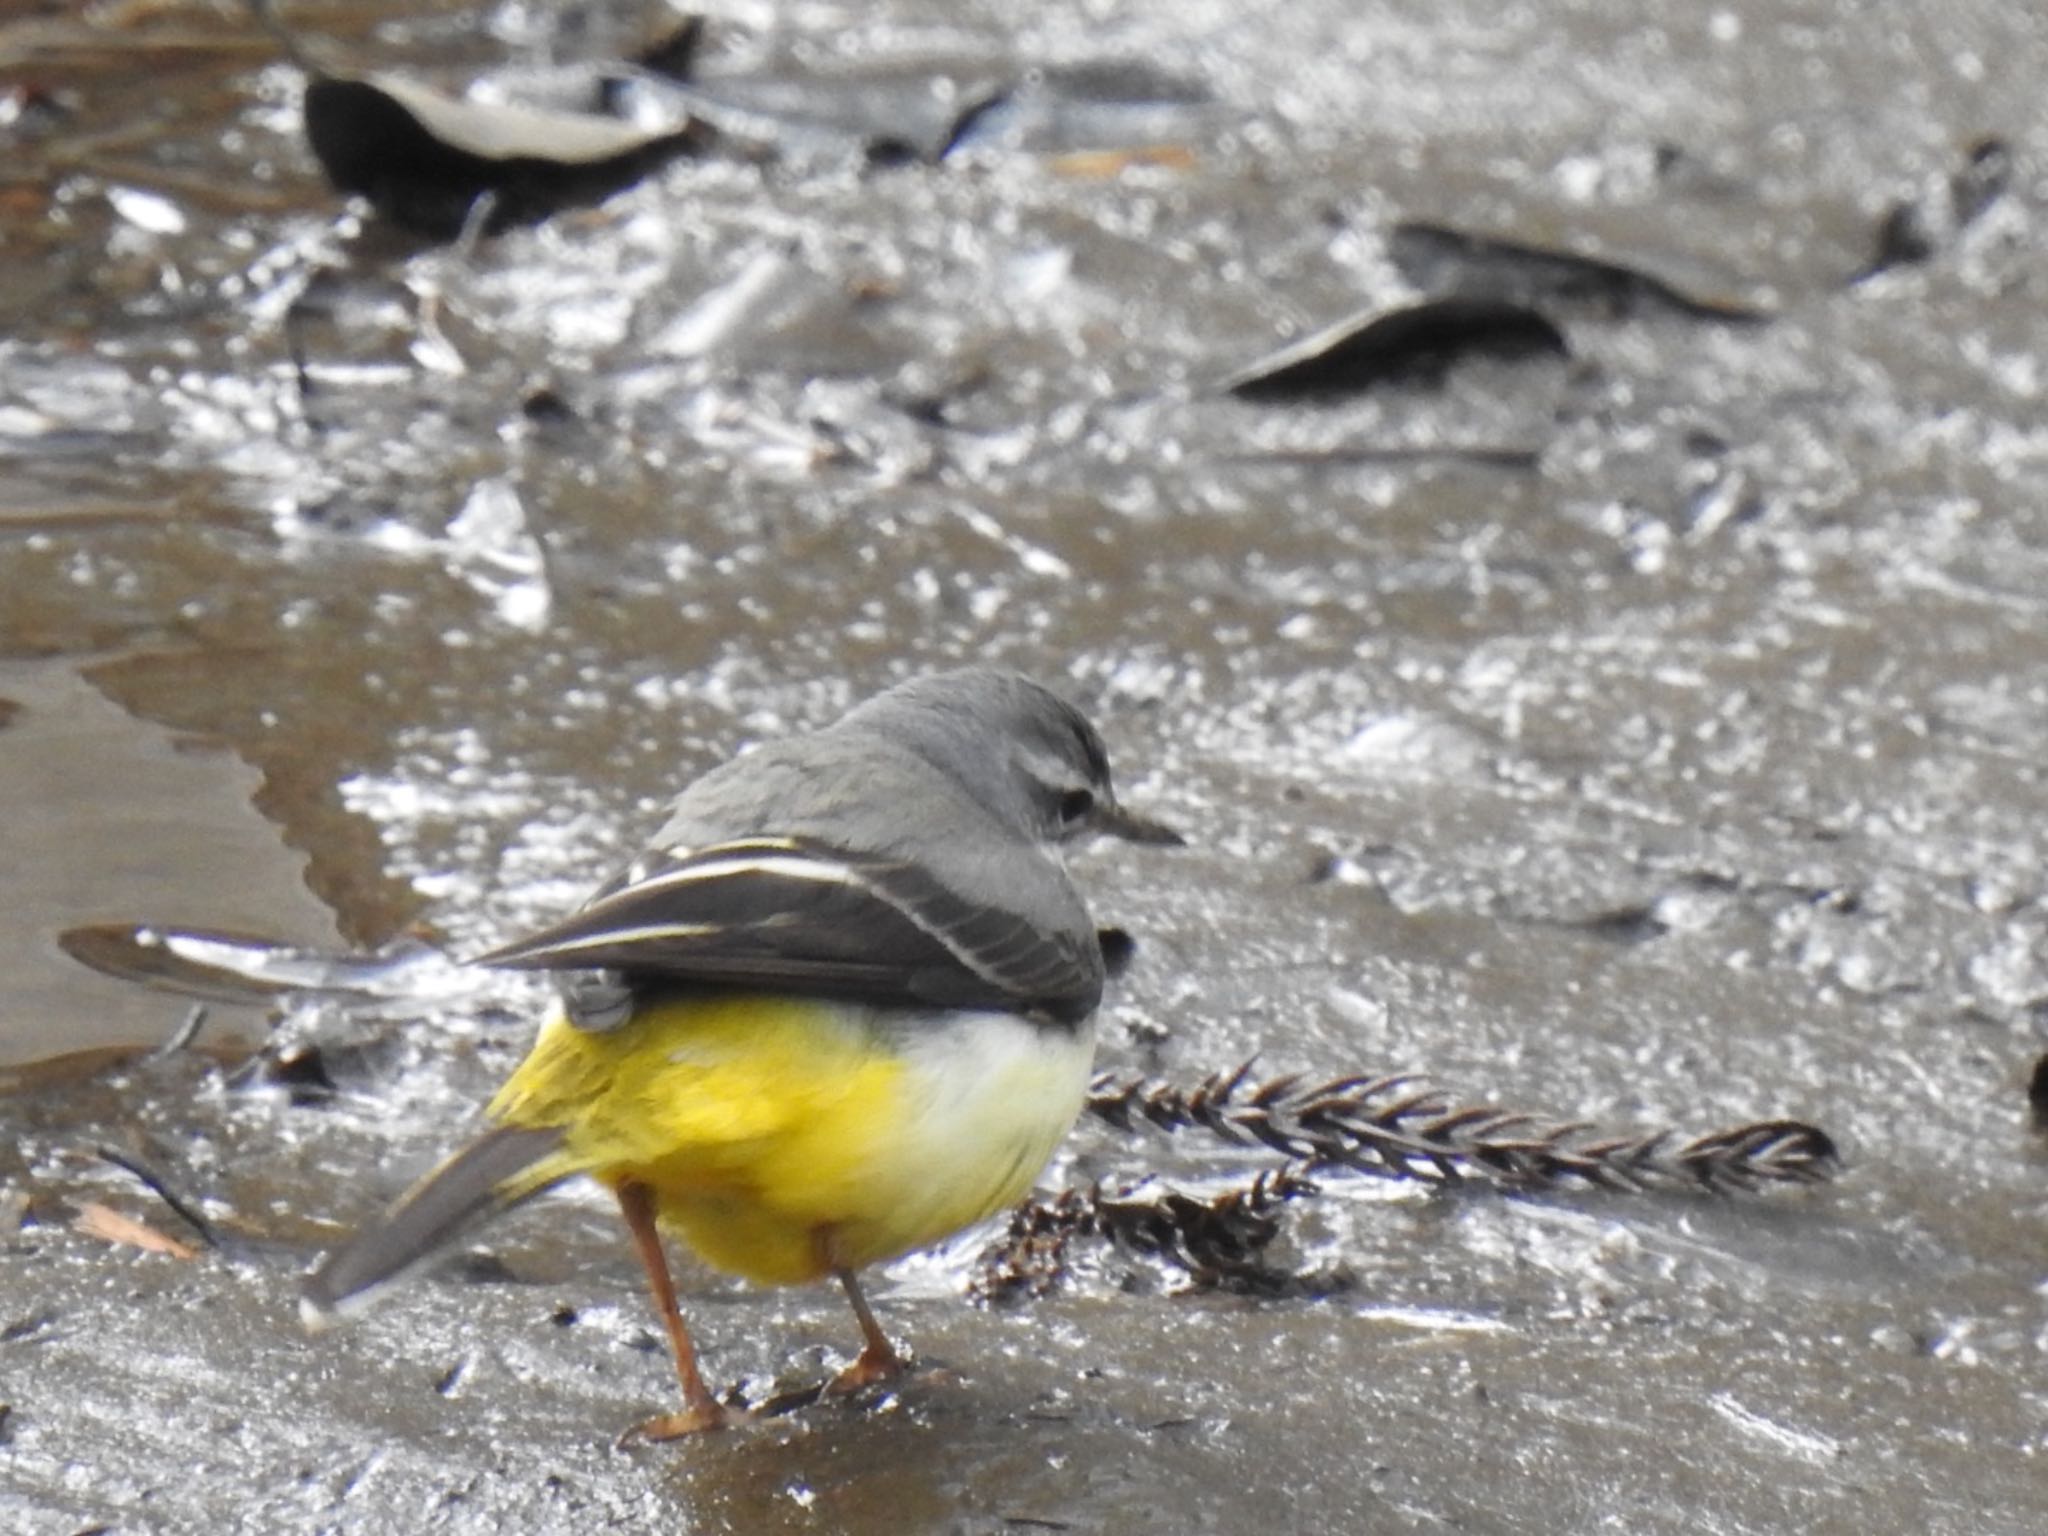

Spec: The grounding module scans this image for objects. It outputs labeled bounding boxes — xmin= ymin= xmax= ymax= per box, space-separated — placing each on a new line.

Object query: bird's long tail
xmin=301 ymin=1124 xmax=574 ymax=1329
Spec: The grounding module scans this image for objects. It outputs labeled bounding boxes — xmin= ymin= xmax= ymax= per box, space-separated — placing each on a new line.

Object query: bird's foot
xmin=618 ymin=1398 xmax=732 ymax=1445
xmin=826 ymin=1340 xmax=908 ymax=1396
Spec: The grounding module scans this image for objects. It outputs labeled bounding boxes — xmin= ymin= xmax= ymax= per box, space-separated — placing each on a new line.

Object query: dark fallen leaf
xmin=302 ymin=72 xmax=713 ymax=239
xmin=1390 ymin=220 xmax=1774 ymax=322
xmin=2028 ymin=1052 xmax=2048 ymax=1131
xmin=631 ymin=15 xmax=708 ymax=83
xmin=1220 ymin=296 xmax=1567 ymax=401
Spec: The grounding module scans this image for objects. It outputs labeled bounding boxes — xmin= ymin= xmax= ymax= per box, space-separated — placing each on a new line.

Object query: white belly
xmin=859 ymin=1011 xmax=1097 ymax=1263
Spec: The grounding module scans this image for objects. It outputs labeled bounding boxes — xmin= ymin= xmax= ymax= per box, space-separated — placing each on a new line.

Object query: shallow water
xmin=2 ymin=2 xmax=2046 ymax=1531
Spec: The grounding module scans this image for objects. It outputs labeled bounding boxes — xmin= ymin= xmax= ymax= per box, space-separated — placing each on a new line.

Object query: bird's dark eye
xmin=1058 ymin=787 xmax=1095 ymax=824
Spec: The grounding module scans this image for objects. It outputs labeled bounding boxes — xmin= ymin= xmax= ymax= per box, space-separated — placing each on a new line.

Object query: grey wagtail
xmin=302 ymin=668 xmax=1179 ymax=1438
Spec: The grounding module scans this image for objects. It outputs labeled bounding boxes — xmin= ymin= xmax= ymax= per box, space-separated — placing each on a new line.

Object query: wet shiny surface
xmin=2 ymin=2 xmax=2046 ymax=1531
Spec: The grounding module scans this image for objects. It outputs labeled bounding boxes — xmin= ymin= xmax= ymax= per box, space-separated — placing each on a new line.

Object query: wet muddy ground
xmin=4 ymin=1 xmax=2047 ymax=1531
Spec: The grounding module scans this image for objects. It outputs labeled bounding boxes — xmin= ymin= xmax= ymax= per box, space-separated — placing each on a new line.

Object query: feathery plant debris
xmin=1087 ymin=1061 xmax=1838 ymax=1192
xmin=973 ymin=1061 xmax=1840 ymax=1301
xmin=973 ymin=1165 xmax=1329 ymax=1301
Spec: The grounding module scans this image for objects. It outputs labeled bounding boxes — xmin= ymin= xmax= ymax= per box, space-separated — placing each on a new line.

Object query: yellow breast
xmin=488 ymin=994 xmax=1095 ymax=1286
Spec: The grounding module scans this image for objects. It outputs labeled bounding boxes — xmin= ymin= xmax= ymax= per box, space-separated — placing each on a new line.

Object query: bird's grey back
xmin=645 ymin=698 xmax=1095 ymax=955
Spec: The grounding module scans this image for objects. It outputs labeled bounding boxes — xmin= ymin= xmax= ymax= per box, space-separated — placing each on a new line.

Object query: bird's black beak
xmin=1094 ymin=800 xmax=1185 ymax=846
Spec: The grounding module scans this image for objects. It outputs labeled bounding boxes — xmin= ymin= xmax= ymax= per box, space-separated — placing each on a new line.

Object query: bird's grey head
xmin=837 ymin=669 xmax=1181 ymax=848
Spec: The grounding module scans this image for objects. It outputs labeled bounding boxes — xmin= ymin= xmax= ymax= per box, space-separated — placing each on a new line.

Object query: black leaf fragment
xmin=1221 ymin=296 xmax=1567 ymax=401
xmin=303 ymin=73 xmax=714 ymax=240
xmin=1390 ymin=221 xmax=1773 ymax=322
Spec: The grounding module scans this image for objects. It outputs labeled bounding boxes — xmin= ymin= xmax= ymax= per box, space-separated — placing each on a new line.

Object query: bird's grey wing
xmin=474 ymin=836 xmax=1103 ymax=1024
